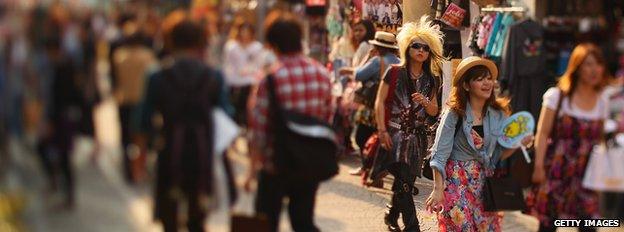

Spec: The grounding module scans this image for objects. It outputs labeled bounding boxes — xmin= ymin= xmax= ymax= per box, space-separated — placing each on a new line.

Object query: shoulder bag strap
xmin=265 ymin=74 xmax=285 ymax=127
xmin=378 ymin=55 xmax=385 ymax=82
xmin=550 ymin=87 xmax=565 ymax=139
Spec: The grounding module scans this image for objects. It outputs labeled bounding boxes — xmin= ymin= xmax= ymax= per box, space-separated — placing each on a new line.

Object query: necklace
xmin=473 ymin=111 xmax=484 ymax=123
xmin=409 ymin=69 xmax=424 ymax=80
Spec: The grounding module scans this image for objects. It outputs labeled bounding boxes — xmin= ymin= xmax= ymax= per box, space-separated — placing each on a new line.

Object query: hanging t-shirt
xmin=490 ymin=13 xmax=515 ymax=58
xmin=477 ymin=13 xmax=495 ymax=50
xmin=500 ymin=19 xmax=549 ymax=118
xmin=484 ymin=13 xmax=502 ymax=56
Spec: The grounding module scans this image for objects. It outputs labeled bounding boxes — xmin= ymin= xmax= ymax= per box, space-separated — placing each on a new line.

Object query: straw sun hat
xmin=368 ymin=31 xmax=399 ymax=50
xmin=452 ymin=56 xmax=498 ymax=87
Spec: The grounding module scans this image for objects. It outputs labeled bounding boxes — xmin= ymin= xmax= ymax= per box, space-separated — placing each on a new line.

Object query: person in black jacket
xmin=139 ymin=18 xmax=236 ymax=232
xmin=40 ymin=24 xmax=83 ymax=209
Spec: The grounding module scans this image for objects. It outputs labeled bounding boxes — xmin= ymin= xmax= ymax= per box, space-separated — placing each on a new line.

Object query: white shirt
xmin=543 ymin=87 xmax=609 ymax=120
xmin=223 ymin=40 xmax=265 ymax=87
xmin=352 ymin=42 xmax=373 ymax=68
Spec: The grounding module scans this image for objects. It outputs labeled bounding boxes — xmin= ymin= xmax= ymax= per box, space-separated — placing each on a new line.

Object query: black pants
xmin=230 ymin=86 xmax=251 ymax=127
xmin=160 ymin=189 xmax=206 ymax=232
xmin=118 ymin=105 xmax=134 ymax=183
xmin=387 ymin=163 xmax=420 ymax=231
xmin=354 ymin=124 xmax=376 ymax=167
xmin=601 ymin=192 xmax=624 ymax=220
xmin=38 ymin=117 xmax=76 ymax=204
xmin=255 ymin=171 xmax=320 ymax=232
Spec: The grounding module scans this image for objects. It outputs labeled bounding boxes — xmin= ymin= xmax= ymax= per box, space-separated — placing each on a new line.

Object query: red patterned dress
xmin=526 ymin=88 xmax=605 ymax=225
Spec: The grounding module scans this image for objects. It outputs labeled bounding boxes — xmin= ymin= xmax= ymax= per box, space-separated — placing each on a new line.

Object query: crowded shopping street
xmin=1 ymin=0 xmax=624 ymax=232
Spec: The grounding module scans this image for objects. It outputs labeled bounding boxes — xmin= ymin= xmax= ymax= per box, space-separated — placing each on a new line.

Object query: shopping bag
xmin=213 ymin=108 xmax=239 ymax=155
xmin=230 ymin=213 xmax=270 ymax=232
xmin=582 ymin=145 xmax=624 ymax=192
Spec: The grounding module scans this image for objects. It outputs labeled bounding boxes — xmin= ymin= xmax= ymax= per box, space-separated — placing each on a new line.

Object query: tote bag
xmin=582 ymin=145 xmax=624 ymax=192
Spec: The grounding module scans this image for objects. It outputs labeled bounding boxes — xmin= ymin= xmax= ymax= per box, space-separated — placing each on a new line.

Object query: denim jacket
xmin=429 ymin=103 xmax=508 ymax=179
xmin=354 ymin=53 xmax=400 ymax=82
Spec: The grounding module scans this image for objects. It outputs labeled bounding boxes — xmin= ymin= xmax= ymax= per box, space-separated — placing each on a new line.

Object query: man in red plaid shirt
xmin=246 ymin=12 xmax=333 ymax=232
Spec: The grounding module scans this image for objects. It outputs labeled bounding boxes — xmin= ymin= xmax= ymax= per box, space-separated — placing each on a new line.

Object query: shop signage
xmin=440 ymin=3 xmax=466 ymax=28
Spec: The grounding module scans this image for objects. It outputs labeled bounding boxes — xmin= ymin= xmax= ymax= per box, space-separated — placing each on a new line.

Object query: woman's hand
xmin=412 ymin=93 xmax=430 ymax=107
xmin=532 ymin=163 xmax=546 ymax=184
xmin=425 ymin=187 xmax=445 ymax=213
xmin=379 ymin=131 xmax=393 ymax=150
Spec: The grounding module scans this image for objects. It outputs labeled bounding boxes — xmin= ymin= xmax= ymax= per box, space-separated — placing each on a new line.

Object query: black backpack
xmin=266 ymin=75 xmax=339 ymax=182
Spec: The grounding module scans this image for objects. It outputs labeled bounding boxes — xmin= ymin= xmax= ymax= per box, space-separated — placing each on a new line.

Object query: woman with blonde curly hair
xmin=372 ymin=16 xmax=445 ymax=232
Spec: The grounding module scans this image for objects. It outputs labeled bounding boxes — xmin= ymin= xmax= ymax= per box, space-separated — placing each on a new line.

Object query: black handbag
xmin=354 ymin=55 xmax=385 ymax=108
xmin=510 ymin=149 xmax=534 ymax=189
xmin=483 ymin=150 xmax=526 ymax=212
xmin=353 ymin=80 xmax=380 ymax=108
xmin=267 ymin=75 xmax=339 ymax=182
xmin=482 ymin=176 xmax=527 ymax=212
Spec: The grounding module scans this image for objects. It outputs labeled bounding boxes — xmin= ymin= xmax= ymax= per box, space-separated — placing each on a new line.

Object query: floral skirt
xmin=437 ymin=160 xmax=503 ymax=232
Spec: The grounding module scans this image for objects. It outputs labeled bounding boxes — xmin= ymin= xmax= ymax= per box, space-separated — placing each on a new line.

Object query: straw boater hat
xmin=453 ymin=56 xmax=499 ymax=87
xmin=369 ymin=31 xmax=399 ymax=50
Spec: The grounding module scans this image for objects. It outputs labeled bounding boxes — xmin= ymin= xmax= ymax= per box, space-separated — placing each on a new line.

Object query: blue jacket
xmin=429 ymin=102 xmax=508 ymax=179
xmin=354 ymin=54 xmax=400 ymax=82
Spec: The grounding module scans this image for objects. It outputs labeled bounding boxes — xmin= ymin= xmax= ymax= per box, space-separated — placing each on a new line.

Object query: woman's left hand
xmin=521 ymin=135 xmax=534 ymax=148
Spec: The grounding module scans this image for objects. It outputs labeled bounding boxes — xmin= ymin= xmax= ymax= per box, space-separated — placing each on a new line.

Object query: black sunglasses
xmin=410 ymin=43 xmax=430 ymax=52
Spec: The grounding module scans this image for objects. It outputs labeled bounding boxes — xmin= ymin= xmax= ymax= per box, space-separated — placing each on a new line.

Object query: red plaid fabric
xmin=248 ymin=54 xmax=333 ymax=165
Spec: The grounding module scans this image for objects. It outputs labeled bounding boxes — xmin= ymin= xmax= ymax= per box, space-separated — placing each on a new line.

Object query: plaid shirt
xmin=248 ymin=54 xmax=333 ymax=168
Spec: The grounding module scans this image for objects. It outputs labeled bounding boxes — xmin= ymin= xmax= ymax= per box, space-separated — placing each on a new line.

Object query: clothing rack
xmin=481 ymin=6 xmax=526 ymax=13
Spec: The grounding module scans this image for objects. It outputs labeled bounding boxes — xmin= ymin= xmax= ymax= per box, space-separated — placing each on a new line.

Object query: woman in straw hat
xmin=425 ymin=56 xmax=533 ymax=231
xmin=372 ymin=16 xmax=444 ymax=232
xmin=345 ymin=30 xmax=400 ymax=177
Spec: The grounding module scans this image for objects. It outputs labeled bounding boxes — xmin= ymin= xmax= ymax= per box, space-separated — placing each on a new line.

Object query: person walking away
xmin=41 ymin=25 xmax=83 ymax=209
xmin=246 ymin=11 xmax=333 ymax=232
xmin=373 ymin=17 xmax=445 ymax=232
xmin=527 ymin=43 xmax=611 ymax=232
xmin=139 ymin=19 xmax=236 ymax=232
xmin=425 ymin=56 xmax=534 ymax=231
xmin=223 ymin=18 xmax=265 ymax=128
xmin=112 ymin=27 xmax=158 ymax=184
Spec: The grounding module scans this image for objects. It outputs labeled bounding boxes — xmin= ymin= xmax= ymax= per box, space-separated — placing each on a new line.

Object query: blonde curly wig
xmin=396 ymin=16 xmax=445 ymax=77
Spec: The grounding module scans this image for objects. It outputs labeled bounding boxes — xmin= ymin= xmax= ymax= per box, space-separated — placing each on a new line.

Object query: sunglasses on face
xmin=410 ymin=43 xmax=430 ymax=52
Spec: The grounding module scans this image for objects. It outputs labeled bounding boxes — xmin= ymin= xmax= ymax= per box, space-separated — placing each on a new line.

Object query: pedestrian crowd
xmin=0 ymin=2 xmax=623 ymax=232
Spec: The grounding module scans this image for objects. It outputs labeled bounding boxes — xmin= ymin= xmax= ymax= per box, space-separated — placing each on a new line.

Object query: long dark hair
xmin=356 ymin=19 xmax=375 ymax=44
xmin=558 ymin=43 xmax=611 ymax=97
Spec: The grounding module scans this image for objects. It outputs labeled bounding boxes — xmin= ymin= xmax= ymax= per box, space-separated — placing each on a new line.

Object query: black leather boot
xmin=384 ymin=195 xmax=400 ymax=232
xmin=399 ymin=180 xmax=420 ymax=232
